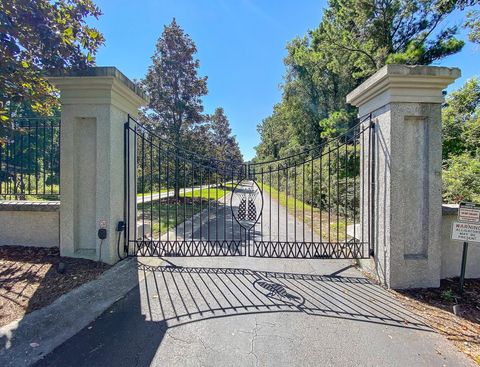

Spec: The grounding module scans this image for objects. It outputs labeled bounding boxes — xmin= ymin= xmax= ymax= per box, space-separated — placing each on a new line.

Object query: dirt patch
xmin=390 ymin=278 xmax=480 ymax=364
xmin=0 ymin=246 xmax=110 ymax=327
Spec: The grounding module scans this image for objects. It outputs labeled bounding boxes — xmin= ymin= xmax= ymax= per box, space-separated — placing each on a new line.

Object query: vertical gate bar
xmin=260 ymin=167 xmax=263 ymax=243
xmin=27 ymin=119 xmax=31 ymax=193
xmin=192 ymin=160 xmax=195 ymax=243
xmin=175 ymin=157 xmax=178 ymax=243
xmin=207 ymin=169 xmax=211 ymax=246
xmin=277 ymin=165 xmax=280 ymax=243
xmin=50 ymin=119 xmax=54 ymax=193
xmin=336 ymin=139 xmax=340 ymax=244
xmin=150 ymin=135 xmax=153 ymax=242
xmin=353 ymin=129 xmax=357 ymax=246
xmin=345 ymin=134 xmax=348 ymax=246
xmin=223 ymin=165 xmax=226 ymax=242
xmin=302 ymin=161 xmax=305 ymax=243
xmin=0 ymin=139 xmax=3 ymax=196
xmin=141 ymin=130 xmax=145 ymax=240
xmin=166 ymin=150 xmax=170 ymax=242
xmin=230 ymin=166 xmax=234 ymax=243
xmin=20 ymin=123 xmax=24 ymax=196
xmin=319 ymin=153 xmax=322 ymax=242
xmin=370 ymin=117 xmax=376 ymax=256
xmin=43 ymin=121 xmax=46 ymax=195
xmin=269 ymin=166 xmax=272 ymax=243
xmin=294 ymin=165 xmax=297 ymax=243
xmin=35 ymin=120 xmax=38 ymax=194
xmin=124 ymin=119 xmax=129 ymax=255
xmin=311 ymin=158 xmax=314 ymax=243
xmin=215 ymin=165 xmax=219 ymax=243
xmin=367 ymin=120 xmax=371 ymax=256
xmin=328 ymin=149 xmax=331 ymax=244
xmin=183 ymin=157 xmax=187 ymax=242
xmin=12 ymin=127 xmax=16 ymax=197
xmin=285 ymin=165 xmax=289 ymax=244
xmin=133 ymin=122 xmax=138 ymax=250
xmin=199 ymin=167 xmax=203 ymax=240
xmin=158 ymin=139 xmax=162 ymax=241
xmin=360 ymin=123 xmax=370 ymax=247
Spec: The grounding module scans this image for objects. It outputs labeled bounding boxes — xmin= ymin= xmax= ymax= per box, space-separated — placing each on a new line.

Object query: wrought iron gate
xmin=124 ymin=115 xmax=374 ymax=259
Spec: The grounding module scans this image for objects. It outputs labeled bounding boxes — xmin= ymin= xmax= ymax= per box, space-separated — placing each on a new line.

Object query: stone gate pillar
xmin=347 ymin=65 xmax=460 ymax=288
xmin=49 ymin=67 xmax=148 ymax=264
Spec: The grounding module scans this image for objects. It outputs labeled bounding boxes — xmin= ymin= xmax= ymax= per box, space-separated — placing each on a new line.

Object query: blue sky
xmin=89 ymin=0 xmax=479 ymax=161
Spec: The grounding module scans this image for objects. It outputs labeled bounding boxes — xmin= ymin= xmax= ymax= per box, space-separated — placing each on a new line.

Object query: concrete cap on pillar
xmin=346 ymin=64 xmax=461 ymax=117
xmin=48 ymin=66 xmax=149 ymax=114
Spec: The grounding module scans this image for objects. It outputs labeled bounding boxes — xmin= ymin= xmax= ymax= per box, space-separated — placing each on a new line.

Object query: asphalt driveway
xmin=34 ymin=256 xmax=474 ymax=367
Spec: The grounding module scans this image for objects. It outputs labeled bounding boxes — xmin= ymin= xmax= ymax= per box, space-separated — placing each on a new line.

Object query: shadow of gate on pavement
xmin=137 ymin=262 xmax=429 ymax=331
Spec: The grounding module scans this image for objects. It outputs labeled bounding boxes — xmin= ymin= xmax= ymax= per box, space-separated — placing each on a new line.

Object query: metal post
xmin=459 ymin=241 xmax=469 ymax=293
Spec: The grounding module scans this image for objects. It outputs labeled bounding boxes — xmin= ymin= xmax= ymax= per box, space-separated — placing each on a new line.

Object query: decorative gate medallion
xmin=231 ymin=179 xmax=263 ymax=230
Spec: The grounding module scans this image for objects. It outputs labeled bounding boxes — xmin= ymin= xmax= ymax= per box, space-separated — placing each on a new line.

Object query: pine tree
xmin=143 ymin=18 xmax=208 ymax=199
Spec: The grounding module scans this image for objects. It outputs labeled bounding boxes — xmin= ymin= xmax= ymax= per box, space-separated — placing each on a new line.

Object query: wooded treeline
xmin=254 ymin=0 xmax=480 ymax=204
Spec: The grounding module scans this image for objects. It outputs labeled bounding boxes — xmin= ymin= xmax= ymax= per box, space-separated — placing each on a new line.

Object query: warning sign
xmin=451 ymin=222 xmax=480 ymax=243
xmin=458 ymin=202 xmax=480 ymax=224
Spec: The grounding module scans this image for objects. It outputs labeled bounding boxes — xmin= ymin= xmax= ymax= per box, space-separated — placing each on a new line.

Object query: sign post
xmin=451 ymin=202 xmax=480 ymax=292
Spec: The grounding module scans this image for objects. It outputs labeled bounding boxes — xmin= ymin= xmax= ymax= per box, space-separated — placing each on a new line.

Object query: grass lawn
xmin=136 ymin=188 xmax=169 ymax=198
xmin=138 ymin=198 xmax=204 ymax=236
xmin=137 ymin=185 xmax=230 ymax=237
xmin=181 ymin=186 xmax=228 ymax=200
xmin=258 ymin=183 xmax=352 ymax=242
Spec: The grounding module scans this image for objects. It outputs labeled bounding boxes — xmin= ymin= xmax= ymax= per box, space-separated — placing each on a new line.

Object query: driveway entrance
xmin=34 ymin=256 xmax=474 ymax=367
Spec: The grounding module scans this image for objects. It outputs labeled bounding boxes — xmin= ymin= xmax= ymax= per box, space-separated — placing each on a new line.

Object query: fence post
xmin=49 ymin=67 xmax=148 ymax=264
xmin=347 ymin=64 xmax=460 ymax=288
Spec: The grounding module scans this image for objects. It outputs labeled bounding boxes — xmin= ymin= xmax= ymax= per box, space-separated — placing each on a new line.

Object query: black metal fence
xmin=125 ymin=116 xmax=246 ymax=256
xmin=0 ymin=117 xmax=60 ymax=200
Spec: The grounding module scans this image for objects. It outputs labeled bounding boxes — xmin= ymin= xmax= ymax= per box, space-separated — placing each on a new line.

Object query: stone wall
xmin=0 ymin=201 xmax=60 ymax=248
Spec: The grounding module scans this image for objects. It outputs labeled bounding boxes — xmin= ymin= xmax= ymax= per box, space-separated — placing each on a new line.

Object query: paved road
xmin=34 ymin=257 xmax=473 ymax=367
xmin=164 ymin=181 xmax=322 ymax=243
xmin=137 ymin=184 xmax=215 ymax=204
xmin=34 ymin=186 xmax=474 ymax=367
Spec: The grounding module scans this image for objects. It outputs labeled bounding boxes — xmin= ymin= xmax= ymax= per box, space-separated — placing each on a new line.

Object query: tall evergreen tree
xmin=143 ymin=18 xmax=208 ymax=199
xmin=209 ymin=107 xmax=243 ymax=164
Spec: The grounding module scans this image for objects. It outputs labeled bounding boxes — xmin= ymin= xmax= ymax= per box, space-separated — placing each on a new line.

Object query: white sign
xmin=99 ymin=219 xmax=107 ymax=229
xmin=451 ymin=222 xmax=480 ymax=243
xmin=458 ymin=202 xmax=480 ymax=224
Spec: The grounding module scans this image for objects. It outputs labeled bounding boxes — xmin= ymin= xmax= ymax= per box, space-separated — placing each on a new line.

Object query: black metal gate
xmin=124 ymin=115 xmax=374 ymax=259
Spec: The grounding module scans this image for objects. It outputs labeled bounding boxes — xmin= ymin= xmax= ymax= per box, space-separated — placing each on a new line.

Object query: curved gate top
xmin=124 ymin=115 xmax=374 ymax=259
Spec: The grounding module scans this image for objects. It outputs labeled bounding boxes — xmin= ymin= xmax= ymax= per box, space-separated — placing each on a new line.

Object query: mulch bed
xmin=391 ymin=278 xmax=480 ymax=364
xmin=0 ymin=246 xmax=110 ymax=327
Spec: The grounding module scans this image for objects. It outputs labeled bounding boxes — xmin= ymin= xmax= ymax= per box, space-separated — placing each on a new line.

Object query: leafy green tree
xmin=442 ymin=78 xmax=480 ymax=203
xmin=0 ymin=0 xmax=104 ymax=141
xmin=143 ymin=19 xmax=208 ymax=199
xmin=255 ymin=0 xmax=478 ymax=164
xmin=318 ymin=0 xmax=467 ymax=78
xmin=465 ymin=10 xmax=480 ymax=44
xmin=442 ymin=77 xmax=480 ymax=160
xmin=443 ymin=153 xmax=480 ymax=203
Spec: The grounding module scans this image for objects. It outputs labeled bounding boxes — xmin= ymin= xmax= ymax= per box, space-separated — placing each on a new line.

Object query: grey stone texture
xmin=347 ymin=65 xmax=460 ymax=289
